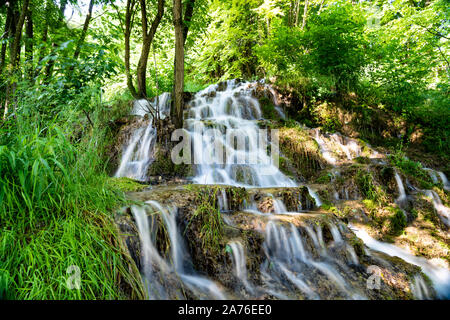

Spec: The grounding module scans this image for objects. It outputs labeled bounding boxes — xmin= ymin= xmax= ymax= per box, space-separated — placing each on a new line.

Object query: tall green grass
xmin=0 ymin=108 xmax=144 ymax=299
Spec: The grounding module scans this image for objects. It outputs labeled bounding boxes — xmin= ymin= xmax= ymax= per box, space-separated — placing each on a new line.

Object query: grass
xmin=0 ymin=111 xmax=145 ymax=299
xmin=107 ymin=177 xmax=148 ymax=192
xmin=186 ymin=186 xmax=225 ymax=254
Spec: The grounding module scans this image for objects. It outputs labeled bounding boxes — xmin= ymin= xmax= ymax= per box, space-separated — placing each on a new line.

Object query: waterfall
xmin=186 ymin=80 xmax=296 ymax=187
xmin=261 ymin=221 xmax=365 ymax=300
xmin=394 ymin=171 xmax=407 ymax=206
xmin=115 ymin=123 xmax=156 ymax=181
xmin=228 ymin=241 xmax=255 ymax=294
xmin=313 ymin=129 xmax=337 ymax=165
xmin=132 ymin=201 xmax=226 ymax=300
xmin=423 ymin=190 xmax=450 ymax=227
xmin=115 ymin=93 xmax=171 ymax=181
xmin=437 ymin=171 xmax=450 ymax=191
xmin=349 ymin=225 xmax=450 ymax=299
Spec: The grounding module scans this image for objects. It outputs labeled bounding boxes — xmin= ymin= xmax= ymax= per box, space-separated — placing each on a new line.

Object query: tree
xmin=124 ymin=0 xmax=165 ymax=99
xmin=4 ymin=0 xmax=30 ymax=118
xmin=172 ymin=0 xmax=184 ymax=128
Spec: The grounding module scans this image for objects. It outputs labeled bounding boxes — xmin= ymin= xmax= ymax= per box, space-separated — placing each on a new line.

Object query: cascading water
xmin=437 ymin=171 xmax=450 ymax=191
xmin=132 ymin=201 xmax=226 ymax=300
xmin=350 ymin=225 xmax=450 ymax=299
xmin=423 ymin=190 xmax=450 ymax=227
xmin=394 ymin=171 xmax=408 ymax=206
xmin=119 ymin=79 xmax=448 ymax=300
xmin=115 ymin=94 xmax=171 ymax=181
xmin=185 ymin=80 xmax=296 ymax=188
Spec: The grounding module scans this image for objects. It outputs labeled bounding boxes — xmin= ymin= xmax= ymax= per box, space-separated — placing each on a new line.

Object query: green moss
xmin=389 ymin=207 xmax=407 ymax=235
xmin=187 ymin=186 xmax=225 ymax=255
xmin=316 ymin=172 xmax=333 ymax=183
xmin=107 ymin=177 xmax=148 ymax=192
xmin=389 ymin=151 xmax=434 ymax=189
xmin=356 ymin=169 xmax=385 ymax=202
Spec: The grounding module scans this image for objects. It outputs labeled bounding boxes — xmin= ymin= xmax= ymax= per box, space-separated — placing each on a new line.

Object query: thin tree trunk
xmin=295 ymin=0 xmax=301 ymax=26
xmin=173 ymin=0 xmax=184 ymax=129
xmin=73 ymin=0 xmax=94 ymax=61
xmin=44 ymin=0 xmax=66 ymax=83
xmin=4 ymin=0 xmax=30 ymax=119
xmin=25 ymin=5 xmax=33 ymax=80
xmin=319 ymin=0 xmax=325 ymax=13
xmin=124 ymin=0 xmax=138 ymax=97
xmin=136 ymin=0 xmax=164 ymax=98
xmin=182 ymin=0 xmax=195 ymax=45
xmin=302 ymin=0 xmax=309 ymax=29
xmin=0 ymin=5 xmax=13 ymax=77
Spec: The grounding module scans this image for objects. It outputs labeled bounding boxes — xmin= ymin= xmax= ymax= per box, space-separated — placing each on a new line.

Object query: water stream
xmin=117 ymin=80 xmax=449 ymax=300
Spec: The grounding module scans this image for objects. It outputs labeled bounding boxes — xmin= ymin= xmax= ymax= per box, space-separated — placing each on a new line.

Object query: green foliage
xmin=0 ymin=92 xmax=143 ymax=299
xmin=189 ymin=187 xmax=224 ymax=254
xmin=107 ymin=177 xmax=148 ymax=193
xmin=389 ymin=207 xmax=407 ymax=235
xmin=356 ymin=170 xmax=381 ymax=202
xmin=389 ymin=149 xmax=434 ymax=189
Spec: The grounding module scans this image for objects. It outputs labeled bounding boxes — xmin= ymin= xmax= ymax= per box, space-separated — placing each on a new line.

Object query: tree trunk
xmin=124 ymin=0 xmax=138 ymax=97
xmin=182 ymin=0 xmax=195 ymax=45
xmin=295 ymin=0 xmax=301 ymax=26
xmin=73 ymin=0 xmax=94 ymax=61
xmin=135 ymin=0 xmax=164 ymax=98
xmin=4 ymin=0 xmax=30 ymax=119
xmin=173 ymin=0 xmax=184 ymax=128
xmin=0 ymin=5 xmax=13 ymax=77
xmin=25 ymin=5 xmax=33 ymax=80
xmin=302 ymin=0 xmax=309 ymax=29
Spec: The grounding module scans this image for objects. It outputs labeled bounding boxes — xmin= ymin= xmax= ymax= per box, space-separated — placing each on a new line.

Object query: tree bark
xmin=73 ymin=0 xmax=94 ymax=61
xmin=135 ymin=0 xmax=164 ymax=98
xmin=25 ymin=5 xmax=33 ymax=80
xmin=0 ymin=5 xmax=13 ymax=77
xmin=182 ymin=0 xmax=195 ymax=45
xmin=173 ymin=0 xmax=184 ymax=128
xmin=302 ymin=0 xmax=309 ymax=29
xmin=124 ymin=0 xmax=138 ymax=97
xmin=4 ymin=0 xmax=30 ymax=119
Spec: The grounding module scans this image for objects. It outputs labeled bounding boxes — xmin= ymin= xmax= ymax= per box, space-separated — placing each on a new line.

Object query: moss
xmin=259 ymin=97 xmax=279 ymax=120
xmin=316 ymin=171 xmax=333 ymax=183
xmin=187 ymin=186 xmax=225 ymax=255
xmin=107 ymin=177 xmax=148 ymax=192
xmin=354 ymin=156 xmax=371 ymax=164
xmin=148 ymin=147 xmax=192 ymax=178
xmin=389 ymin=151 xmax=434 ymax=189
xmin=279 ymin=126 xmax=324 ymax=179
xmin=356 ymin=169 xmax=385 ymax=202
xmin=389 ymin=207 xmax=407 ymax=235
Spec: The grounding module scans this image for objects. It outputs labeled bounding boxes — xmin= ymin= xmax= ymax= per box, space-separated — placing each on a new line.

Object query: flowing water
xmin=115 ymin=94 xmax=171 ymax=181
xmin=185 ymin=80 xmax=295 ymax=187
xmin=118 ymin=80 xmax=450 ymax=300
xmin=350 ymin=225 xmax=450 ymax=299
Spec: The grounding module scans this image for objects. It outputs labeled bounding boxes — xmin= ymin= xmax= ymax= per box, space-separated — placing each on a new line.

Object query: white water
xmin=262 ymin=221 xmax=365 ymax=300
xmin=394 ymin=171 xmax=407 ymax=207
xmin=313 ymin=129 xmax=337 ymax=165
xmin=437 ymin=171 xmax=450 ymax=191
xmin=423 ymin=190 xmax=450 ymax=227
xmin=132 ymin=201 xmax=226 ymax=300
xmin=122 ymin=79 xmax=448 ymax=300
xmin=115 ymin=93 xmax=172 ymax=181
xmin=350 ymin=225 xmax=450 ymax=299
xmin=115 ymin=123 xmax=156 ymax=181
xmin=186 ymin=80 xmax=296 ymax=188
xmin=228 ymin=241 xmax=255 ymax=294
